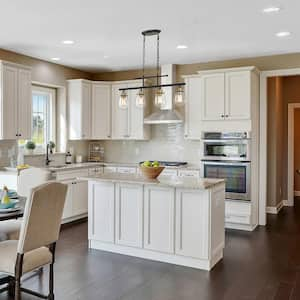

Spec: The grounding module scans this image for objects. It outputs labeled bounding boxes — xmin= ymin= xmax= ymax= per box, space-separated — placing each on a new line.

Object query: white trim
xmin=259 ymin=68 xmax=300 ymax=225
xmin=288 ymin=103 xmax=300 ymax=206
xmin=283 ymin=200 xmax=290 ymax=206
xmin=89 ymin=239 xmax=224 ymax=271
xmin=294 ymin=191 xmax=300 ymax=197
xmin=266 ymin=201 xmax=284 ymax=214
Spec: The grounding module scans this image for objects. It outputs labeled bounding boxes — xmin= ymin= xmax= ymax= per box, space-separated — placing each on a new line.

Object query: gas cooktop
xmin=140 ymin=161 xmax=188 ymax=167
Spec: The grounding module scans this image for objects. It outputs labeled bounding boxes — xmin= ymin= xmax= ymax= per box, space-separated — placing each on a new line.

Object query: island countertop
xmin=80 ymin=173 xmax=225 ymax=190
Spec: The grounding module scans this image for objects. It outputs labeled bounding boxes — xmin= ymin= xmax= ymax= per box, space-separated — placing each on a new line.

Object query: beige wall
xmin=294 ymin=109 xmax=300 ymax=191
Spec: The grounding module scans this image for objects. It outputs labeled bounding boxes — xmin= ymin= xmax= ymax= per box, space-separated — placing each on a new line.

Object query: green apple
xmin=152 ymin=161 xmax=160 ymax=167
xmin=143 ymin=160 xmax=152 ymax=167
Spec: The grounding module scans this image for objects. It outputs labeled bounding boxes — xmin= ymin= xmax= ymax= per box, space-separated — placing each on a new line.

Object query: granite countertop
xmin=80 ymin=173 xmax=224 ymax=190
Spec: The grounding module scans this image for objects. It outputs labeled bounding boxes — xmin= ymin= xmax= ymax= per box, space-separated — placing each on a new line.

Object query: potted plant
xmin=48 ymin=141 xmax=56 ymax=154
xmin=25 ymin=140 xmax=36 ymax=155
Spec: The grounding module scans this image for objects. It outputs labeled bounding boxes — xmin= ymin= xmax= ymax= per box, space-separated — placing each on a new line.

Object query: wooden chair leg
xmin=8 ymin=278 xmax=15 ymax=298
xmin=14 ymin=253 xmax=23 ymax=300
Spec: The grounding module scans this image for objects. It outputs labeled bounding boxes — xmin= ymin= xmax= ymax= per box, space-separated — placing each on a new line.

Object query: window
xmin=31 ymin=86 xmax=56 ymax=152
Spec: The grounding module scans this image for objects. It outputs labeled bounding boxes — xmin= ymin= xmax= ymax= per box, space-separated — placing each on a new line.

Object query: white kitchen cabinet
xmin=92 ymin=82 xmax=112 ymax=139
xmin=72 ymin=180 xmax=88 ymax=216
xmin=62 ymin=181 xmax=73 ymax=220
xmin=175 ymin=189 xmax=209 ymax=259
xmin=160 ymin=169 xmax=178 ymax=177
xmin=68 ymin=79 xmax=92 ymax=140
xmin=111 ymin=81 xmax=150 ymax=140
xmin=144 ymin=186 xmax=175 ymax=254
xmin=184 ymin=76 xmax=202 ymax=139
xmin=117 ymin=166 xmax=136 ymax=174
xmin=88 ymin=181 xmax=115 ymax=243
xmin=225 ymin=200 xmax=251 ymax=225
xmin=104 ymin=166 xmax=117 ymax=174
xmin=225 ymin=71 xmax=251 ymax=120
xmin=88 ymin=167 xmax=103 ymax=176
xmin=178 ymin=169 xmax=200 ymax=178
xmin=116 ymin=183 xmax=143 ymax=248
xmin=0 ymin=61 xmax=32 ymax=140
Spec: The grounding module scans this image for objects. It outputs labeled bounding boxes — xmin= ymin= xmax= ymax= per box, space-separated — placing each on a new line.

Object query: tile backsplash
xmin=103 ymin=124 xmax=201 ymax=164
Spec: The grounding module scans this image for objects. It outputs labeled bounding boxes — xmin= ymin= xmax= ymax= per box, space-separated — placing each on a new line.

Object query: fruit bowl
xmin=139 ymin=165 xmax=165 ymax=179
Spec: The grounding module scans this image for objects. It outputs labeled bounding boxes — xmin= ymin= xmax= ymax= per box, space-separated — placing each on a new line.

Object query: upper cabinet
xmin=0 ymin=61 xmax=32 ymax=140
xmin=111 ymin=80 xmax=150 ymax=140
xmin=92 ymin=82 xmax=112 ymax=139
xmin=184 ymin=67 xmax=259 ymax=137
xmin=68 ymin=79 xmax=150 ymax=141
xmin=68 ymin=80 xmax=92 ymax=140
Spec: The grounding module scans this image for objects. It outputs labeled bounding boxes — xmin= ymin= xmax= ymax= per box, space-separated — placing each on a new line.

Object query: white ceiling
xmin=0 ymin=0 xmax=299 ymax=72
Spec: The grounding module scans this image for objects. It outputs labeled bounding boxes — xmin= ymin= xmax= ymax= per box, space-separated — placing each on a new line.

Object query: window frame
xmin=31 ymin=85 xmax=56 ymax=153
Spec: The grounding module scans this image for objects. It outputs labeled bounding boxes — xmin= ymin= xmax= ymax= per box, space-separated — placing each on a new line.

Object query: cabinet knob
xmin=184 ymin=134 xmax=188 ymax=138
xmin=221 ymin=114 xmax=224 ymax=118
xmin=107 ymin=135 xmax=111 ymax=138
xmin=225 ymin=115 xmax=229 ymax=118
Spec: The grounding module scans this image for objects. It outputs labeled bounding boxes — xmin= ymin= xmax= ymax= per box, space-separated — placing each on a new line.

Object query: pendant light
xmin=154 ymin=88 xmax=166 ymax=108
xmin=174 ymin=86 xmax=184 ymax=106
xmin=119 ymin=90 xmax=128 ymax=109
xmin=136 ymin=88 xmax=145 ymax=107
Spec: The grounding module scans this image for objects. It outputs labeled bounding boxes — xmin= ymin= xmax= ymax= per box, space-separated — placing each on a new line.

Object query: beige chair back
xmin=17 ymin=182 xmax=67 ymax=254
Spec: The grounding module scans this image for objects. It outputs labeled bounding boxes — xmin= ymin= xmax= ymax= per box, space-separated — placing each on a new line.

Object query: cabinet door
xmin=144 ymin=186 xmax=175 ymax=253
xmin=184 ymin=77 xmax=202 ymax=139
xmin=128 ymin=85 xmax=144 ymax=139
xmin=111 ymin=84 xmax=129 ymax=139
xmin=18 ymin=68 xmax=32 ymax=139
xmin=225 ymin=71 xmax=251 ymax=120
xmin=1 ymin=64 xmax=18 ymax=139
xmin=88 ymin=181 xmax=115 ymax=243
xmin=62 ymin=182 xmax=73 ymax=220
xmin=92 ymin=83 xmax=111 ymax=139
xmin=201 ymin=73 xmax=225 ymax=121
xmin=72 ymin=180 xmax=88 ymax=216
xmin=81 ymin=82 xmax=92 ymax=139
xmin=175 ymin=189 xmax=209 ymax=259
xmin=116 ymin=184 xmax=143 ymax=248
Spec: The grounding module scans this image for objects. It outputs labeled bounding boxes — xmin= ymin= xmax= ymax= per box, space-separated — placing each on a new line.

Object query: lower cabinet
xmin=88 ymin=181 xmax=115 ymax=243
xmin=115 ymin=183 xmax=143 ymax=248
xmin=144 ymin=186 xmax=175 ymax=254
xmin=62 ymin=180 xmax=88 ymax=220
xmin=175 ymin=189 xmax=209 ymax=259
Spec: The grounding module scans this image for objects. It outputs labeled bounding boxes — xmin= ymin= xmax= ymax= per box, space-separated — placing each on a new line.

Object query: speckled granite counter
xmin=80 ymin=173 xmax=224 ymax=190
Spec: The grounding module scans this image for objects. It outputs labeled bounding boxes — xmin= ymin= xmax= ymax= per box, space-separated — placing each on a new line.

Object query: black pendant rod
xmin=119 ymin=82 xmax=185 ymax=91
xmin=134 ymin=74 xmax=168 ymax=80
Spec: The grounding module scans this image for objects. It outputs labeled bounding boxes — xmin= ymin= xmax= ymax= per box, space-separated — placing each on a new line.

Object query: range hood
xmin=144 ymin=64 xmax=183 ymax=125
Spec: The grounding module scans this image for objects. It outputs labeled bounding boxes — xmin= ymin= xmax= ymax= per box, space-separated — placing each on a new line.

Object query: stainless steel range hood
xmin=144 ymin=64 xmax=183 ymax=125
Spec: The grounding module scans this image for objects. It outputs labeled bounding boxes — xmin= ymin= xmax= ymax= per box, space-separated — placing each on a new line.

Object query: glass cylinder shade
xmin=174 ymin=86 xmax=185 ymax=106
xmin=136 ymin=89 xmax=145 ymax=108
xmin=119 ymin=90 xmax=128 ymax=109
xmin=154 ymin=88 xmax=165 ymax=108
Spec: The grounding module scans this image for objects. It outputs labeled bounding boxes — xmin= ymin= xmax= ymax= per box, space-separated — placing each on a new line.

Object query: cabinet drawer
xmin=88 ymin=167 xmax=103 ymax=176
xmin=104 ymin=166 xmax=117 ymax=174
xmin=225 ymin=201 xmax=251 ymax=224
xmin=56 ymin=169 xmax=89 ymax=181
xmin=178 ymin=169 xmax=200 ymax=178
xmin=117 ymin=167 xmax=136 ymax=174
xmin=161 ymin=169 xmax=178 ymax=176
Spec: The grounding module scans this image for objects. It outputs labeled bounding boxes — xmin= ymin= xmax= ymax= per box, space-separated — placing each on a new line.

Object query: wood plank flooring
xmin=2 ymin=200 xmax=300 ymax=300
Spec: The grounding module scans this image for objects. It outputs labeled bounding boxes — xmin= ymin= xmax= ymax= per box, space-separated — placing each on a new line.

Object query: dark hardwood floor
xmin=2 ymin=200 xmax=300 ymax=300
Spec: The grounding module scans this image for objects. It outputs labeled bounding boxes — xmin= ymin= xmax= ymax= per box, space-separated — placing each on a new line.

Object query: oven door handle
xmin=201 ymin=161 xmax=251 ymax=166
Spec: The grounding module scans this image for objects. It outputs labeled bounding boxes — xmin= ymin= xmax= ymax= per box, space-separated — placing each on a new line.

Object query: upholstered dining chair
xmin=0 ymin=182 xmax=67 ymax=300
xmin=0 ymin=167 xmax=51 ymax=241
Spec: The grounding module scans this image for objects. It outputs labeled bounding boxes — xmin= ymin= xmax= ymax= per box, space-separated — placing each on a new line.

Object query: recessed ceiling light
xmin=51 ymin=57 xmax=60 ymax=61
xmin=103 ymin=55 xmax=109 ymax=59
xmin=263 ymin=6 xmax=281 ymax=13
xmin=62 ymin=40 xmax=74 ymax=45
xmin=176 ymin=45 xmax=188 ymax=49
xmin=276 ymin=31 xmax=291 ymax=37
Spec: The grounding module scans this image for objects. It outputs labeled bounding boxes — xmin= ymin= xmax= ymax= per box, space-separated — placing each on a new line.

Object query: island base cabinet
xmin=175 ymin=189 xmax=210 ymax=259
xmin=88 ymin=181 xmax=115 ymax=243
xmin=144 ymin=186 xmax=175 ymax=254
xmin=116 ymin=183 xmax=143 ymax=248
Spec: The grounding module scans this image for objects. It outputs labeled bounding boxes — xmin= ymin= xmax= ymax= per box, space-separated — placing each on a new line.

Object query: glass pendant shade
xmin=136 ymin=89 xmax=145 ymax=107
xmin=154 ymin=88 xmax=166 ymax=108
xmin=119 ymin=90 xmax=128 ymax=109
xmin=174 ymin=86 xmax=185 ymax=106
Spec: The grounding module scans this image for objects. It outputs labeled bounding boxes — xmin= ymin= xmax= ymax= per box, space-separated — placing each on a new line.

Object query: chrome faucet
xmin=45 ymin=143 xmax=52 ymax=166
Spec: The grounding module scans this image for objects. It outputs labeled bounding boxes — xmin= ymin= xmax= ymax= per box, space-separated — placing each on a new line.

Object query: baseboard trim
xmin=266 ymin=201 xmax=284 ymax=214
xmin=294 ymin=191 xmax=300 ymax=196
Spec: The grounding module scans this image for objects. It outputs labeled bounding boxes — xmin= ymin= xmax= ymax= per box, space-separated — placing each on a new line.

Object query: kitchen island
xmin=82 ymin=173 xmax=225 ymax=271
